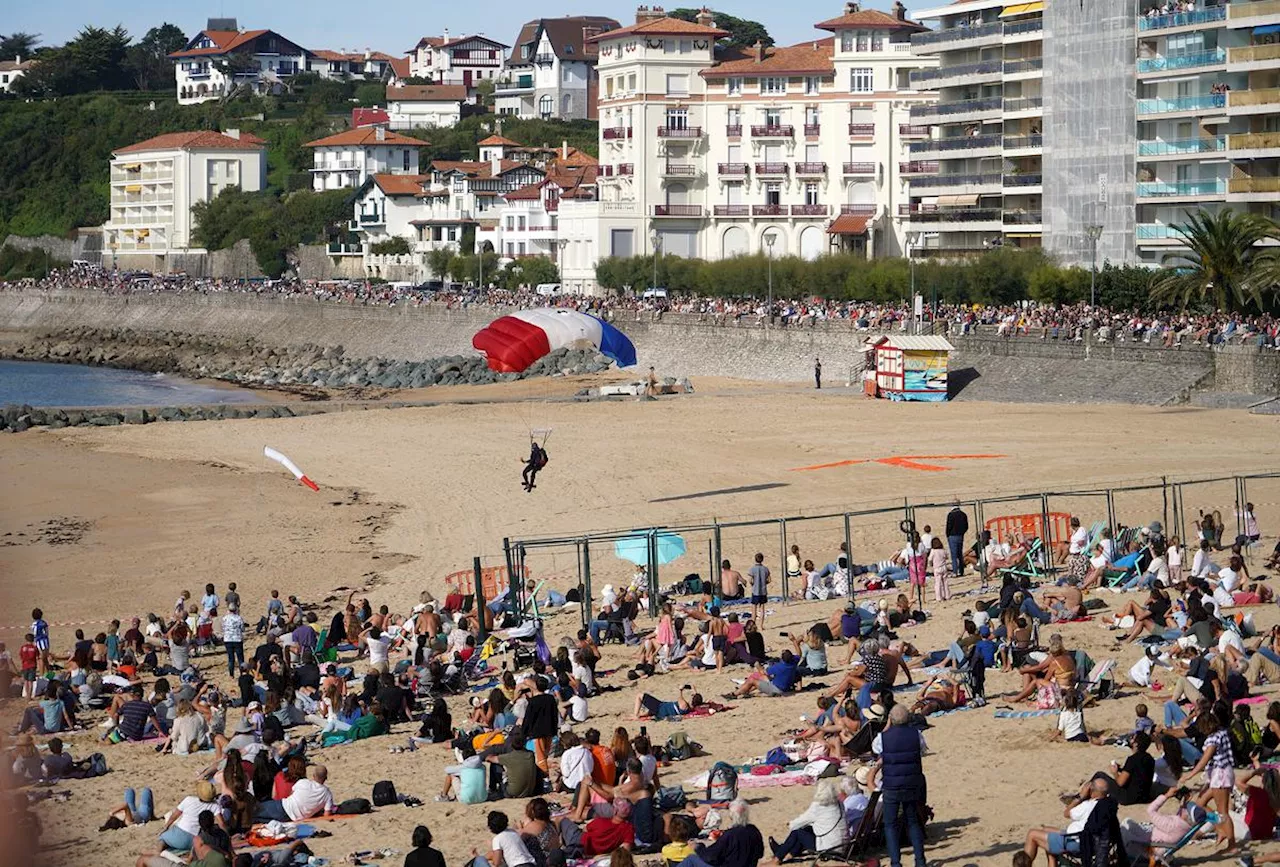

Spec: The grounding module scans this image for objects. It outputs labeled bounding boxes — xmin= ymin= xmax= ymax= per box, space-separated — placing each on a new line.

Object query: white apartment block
xmin=593 ymin=3 xmax=938 ymax=265
xmin=304 ymin=126 xmax=424 ymax=192
xmin=170 ymin=21 xmax=311 ymax=105
xmin=496 ymin=16 xmax=620 ymax=120
xmin=0 ymin=57 xmax=33 ymax=93
xmin=386 ymin=85 xmax=467 ymax=129
xmin=405 ymin=31 xmax=507 ymax=98
xmin=104 ymin=130 xmax=266 ymax=268
xmin=908 ymin=0 xmax=1280 ymax=266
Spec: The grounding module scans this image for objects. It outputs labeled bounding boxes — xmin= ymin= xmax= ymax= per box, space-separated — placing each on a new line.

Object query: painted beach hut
xmin=864 ymin=335 xmax=954 ymax=402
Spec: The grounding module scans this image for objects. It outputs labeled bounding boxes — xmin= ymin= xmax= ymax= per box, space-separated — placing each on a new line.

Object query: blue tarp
xmin=1254 ymin=24 xmax=1280 ymax=35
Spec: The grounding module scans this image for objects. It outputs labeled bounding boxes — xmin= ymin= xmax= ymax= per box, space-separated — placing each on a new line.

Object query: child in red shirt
xmin=19 ymin=635 xmax=39 ymax=699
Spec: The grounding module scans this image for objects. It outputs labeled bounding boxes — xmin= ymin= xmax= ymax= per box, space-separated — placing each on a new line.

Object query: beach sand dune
xmin=2 ymin=388 xmax=1277 ymax=867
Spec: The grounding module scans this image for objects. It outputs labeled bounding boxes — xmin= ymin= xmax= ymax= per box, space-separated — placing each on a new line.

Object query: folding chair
xmin=1000 ymin=537 xmax=1050 ymax=584
xmin=818 ymin=791 xmax=880 ymax=863
xmin=1139 ymin=811 xmax=1214 ymax=866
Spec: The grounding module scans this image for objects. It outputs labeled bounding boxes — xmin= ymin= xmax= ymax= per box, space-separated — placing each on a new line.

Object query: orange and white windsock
xmin=264 ymin=446 xmax=320 ymax=491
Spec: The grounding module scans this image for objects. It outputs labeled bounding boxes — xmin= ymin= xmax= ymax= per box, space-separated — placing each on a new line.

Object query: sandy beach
xmin=4 ymin=383 xmax=1280 ymax=867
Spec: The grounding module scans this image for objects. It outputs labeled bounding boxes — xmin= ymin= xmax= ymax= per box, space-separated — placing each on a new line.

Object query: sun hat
xmin=196 ymin=781 xmax=216 ymax=802
xmin=854 ymin=765 xmax=872 ymax=786
xmin=864 ymin=703 xmax=886 ymax=723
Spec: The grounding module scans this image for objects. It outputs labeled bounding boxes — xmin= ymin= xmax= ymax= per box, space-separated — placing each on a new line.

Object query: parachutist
xmin=521 ymin=441 xmax=548 ymax=492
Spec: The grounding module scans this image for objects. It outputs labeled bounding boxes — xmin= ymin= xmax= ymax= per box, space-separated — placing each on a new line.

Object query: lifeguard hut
xmin=863 ymin=335 xmax=955 ymax=402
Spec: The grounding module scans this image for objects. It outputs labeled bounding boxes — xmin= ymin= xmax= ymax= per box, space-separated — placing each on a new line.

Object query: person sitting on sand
xmin=1040 ymin=581 xmax=1085 ymax=621
xmin=1010 ymin=634 xmax=1075 ymax=705
xmin=766 ymin=779 xmax=845 ymax=863
xmin=1079 ymin=731 xmax=1156 ymax=806
xmin=731 ymin=651 xmax=801 ymax=700
xmin=824 ymin=637 xmax=891 ymax=700
xmin=1107 ymin=585 xmax=1173 ymax=645
xmin=472 ymin=810 xmax=537 ymax=867
xmin=633 ymin=686 xmax=701 ymax=721
xmin=675 ymin=798 xmax=764 ymax=867
xmin=910 ymin=673 xmax=964 ymax=717
xmin=253 ymin=764 xmax=334 ymax=822
xmin=1022 ymin=777 xmax=1105 ymax=867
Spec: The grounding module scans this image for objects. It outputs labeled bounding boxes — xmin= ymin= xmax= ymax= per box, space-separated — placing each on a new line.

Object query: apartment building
xmin=593 ymin=3 xmax=938 ymax=265
xmin=908 ymin=0 xmax=1280 ymax=266
xmin=311 ymin=50 xmax=402 ymax=81
xmin=103 ymin=130 xmax=266 ymax=269
xmin=304 ymin=126 xmax=425 ymax=192
xmin=405 ymin=30 xmax=507 ymax=98
xmin=496 ymin=16 xmax=621 ymax=119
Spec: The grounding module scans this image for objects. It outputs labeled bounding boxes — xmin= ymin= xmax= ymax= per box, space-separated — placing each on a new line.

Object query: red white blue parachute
xmin=472 ymin=309 xmax=638 ymax=374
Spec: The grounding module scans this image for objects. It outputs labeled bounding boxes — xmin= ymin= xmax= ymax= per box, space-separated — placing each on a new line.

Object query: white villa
xmin=496 ymin=16 xmax=621 ymax=120
xmin=303 ymin=126 xmax=425 ymax=192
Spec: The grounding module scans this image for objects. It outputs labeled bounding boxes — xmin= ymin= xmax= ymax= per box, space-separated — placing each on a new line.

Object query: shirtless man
xmin=707 ymin=607 xmax=728 ymax=671
xmin=720 ymin=560 xmax=746 ymax=600
xmin=1041 ymin=582 xmax=1084 ymax=619
xmin=415 ymin=605 xmax=442 ymax=650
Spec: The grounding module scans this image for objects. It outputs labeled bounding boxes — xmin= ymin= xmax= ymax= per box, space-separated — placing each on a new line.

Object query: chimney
xmin=892 ymin=0 xmax=906 ymax=20
xmin=695 ymin=7 xmax=714 ymax=28
xmin=844 ymin=1 xmax=860 ymax=14
xmin=14 ymin=54 xmax=20 ymax=66
xmin=753 ymin=39 xmax=766 ymax=63
xmin=635 ymin=5 xmax=665 ymax=24
xmin=375 ymin=124 xmax=386 ymax=142
xmin=442 ymin=27 xmax=450 ymax=42
xmin=225 ymin=128 xmax=241 ymax=140
xmin=562 ymin=139 xmax=568 ymax=160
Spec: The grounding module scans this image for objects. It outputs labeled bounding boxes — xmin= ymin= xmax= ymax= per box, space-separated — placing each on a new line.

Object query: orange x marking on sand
xmin=791 ymin=454 xmax=1008 ymax=473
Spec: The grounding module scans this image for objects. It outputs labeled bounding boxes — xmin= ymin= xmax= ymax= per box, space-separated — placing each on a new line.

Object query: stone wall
xmin=1 ymin=231 xmax=102 ymax=264
xmin=1 ymin=289 xmax=1275 ymax=403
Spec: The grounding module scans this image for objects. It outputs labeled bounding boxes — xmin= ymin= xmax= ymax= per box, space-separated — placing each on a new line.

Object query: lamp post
xmin=556 ymin=238 xmax=568 ymax=287
xmin=1085 ymin=223 xmax=1103 ymax=307
xmin=650 ymin=229 xmax=661 ymax=296
xmin=764 ymin=231 xmax=776 ymax=332
xmin=906 ymin=232 xmax=920 ymax=333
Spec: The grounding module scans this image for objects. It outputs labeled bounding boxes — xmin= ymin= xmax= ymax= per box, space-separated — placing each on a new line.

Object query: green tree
xmin=669 ymin=9 xmax=773 ymax=49
xmin=125 ymin=24 xmax=186 ymax=91
xmin=0 ymin=32 xmax=39 ymax=60
xmin=354 ymin=82 xmax=386 ymax=107
xmin=370 ymin=236 xmax=411 ymax=255
xmin=1152 ymin=209 xmax=1272 ymax=310
xmin=426 ymin=248 xmax=454 ymax=279
xmin=474 ymin=79 xmax=495 ymax=109
xmin=13 ymin=25 xmax=132 ymax=97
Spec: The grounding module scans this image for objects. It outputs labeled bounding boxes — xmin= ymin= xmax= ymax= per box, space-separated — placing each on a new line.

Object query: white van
xmin=535 ymin=283 xmax=562 ymax=297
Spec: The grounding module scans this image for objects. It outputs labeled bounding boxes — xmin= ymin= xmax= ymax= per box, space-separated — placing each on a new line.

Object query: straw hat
xmin=864 ymin=703 xmax=886 ymax=723
xmin=854 ymin=765 xmax=872 ymax=786
xmin=196 ymin=781 xmax=216 ymax=802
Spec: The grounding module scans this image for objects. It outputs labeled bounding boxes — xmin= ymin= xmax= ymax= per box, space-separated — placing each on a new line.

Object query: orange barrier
xmin=985 ymin=512 xmax=1071 ymax=545
xmin=444 ymin=565 xmax=528 ymax=602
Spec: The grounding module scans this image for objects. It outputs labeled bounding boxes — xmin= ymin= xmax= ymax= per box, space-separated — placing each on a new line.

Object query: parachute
xmin=264 ymin=446 xmax=320 ymax=491
xmin=472 ymin=308 xmax=637 ymax=374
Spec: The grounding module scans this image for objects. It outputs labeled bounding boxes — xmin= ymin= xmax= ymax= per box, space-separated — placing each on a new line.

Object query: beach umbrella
xmin=614 ymin=533 xmax=687 ymax=566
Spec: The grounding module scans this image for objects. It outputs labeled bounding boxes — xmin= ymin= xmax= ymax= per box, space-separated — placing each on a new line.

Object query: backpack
xmin=372 ymin=780 xmax=398 ymax=807
xmin=85 ymin=752 xmax=108 ymax=778
xmin=764 ymin=747 xmax=791 ymax=767
xmin=335 ymin=797 xmax=372 ymax=814
xmin=705 ymin=761 xmax=738 ymax=802
xmin=655 ymin=785 xmax=688 ymax=810
xmin=664 ymin=730 xmax=698 ymax=762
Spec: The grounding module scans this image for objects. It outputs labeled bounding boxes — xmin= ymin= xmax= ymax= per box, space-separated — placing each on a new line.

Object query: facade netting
xmin=1043 ymin=0 xmax=1138 ymax=267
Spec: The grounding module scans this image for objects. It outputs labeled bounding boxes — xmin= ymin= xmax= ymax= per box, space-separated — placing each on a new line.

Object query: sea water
xmin=0 ymin=360 xmax=263 ymax=408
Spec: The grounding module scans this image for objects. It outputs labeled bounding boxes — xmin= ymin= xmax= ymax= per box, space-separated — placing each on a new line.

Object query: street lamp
xmin=1085 ymin=223 xmax=1103 ymax=307
xmin=906 ymin=232 xmax=920 ymax=333
xmin=764 ymin=231 xmax=776 ymax=332
xmin=650 ymin=230 xmax=662 ymax=296
xmin=556 ymin=237 xmax=568 ymax=285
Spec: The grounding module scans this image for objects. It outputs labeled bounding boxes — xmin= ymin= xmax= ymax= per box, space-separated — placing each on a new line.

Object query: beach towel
xmin=468 ymin=677 xmax=499 ymax=693
xmin=993 ymin=709 xmax=1060 ymax=719
xmin=1234 ymin=696 xmax=1269 ymax=706
xmin=685 ymin=769 xmax=813 ymax=789
xmin=683 ymin=702 xmax=735 ymax=717
xmin=927 ymin=703 xmax=983 ymax=718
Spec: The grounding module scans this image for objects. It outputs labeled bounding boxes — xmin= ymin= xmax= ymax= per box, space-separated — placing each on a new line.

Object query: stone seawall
xmin=2 ymin=290 xmax=1278 ymax=402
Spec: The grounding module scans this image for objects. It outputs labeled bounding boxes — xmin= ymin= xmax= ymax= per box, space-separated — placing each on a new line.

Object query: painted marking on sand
xmin=791 ymin=454 xmax=1008 ymax=473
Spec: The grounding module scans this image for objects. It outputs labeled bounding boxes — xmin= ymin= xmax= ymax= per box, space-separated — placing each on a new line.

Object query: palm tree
xmin=1151 ymin=208 xmax=1273 ymax=310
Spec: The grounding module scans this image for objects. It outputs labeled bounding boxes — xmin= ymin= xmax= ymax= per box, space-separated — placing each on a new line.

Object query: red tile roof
xmin=304 ymin=128 xmax=427 ymax=148
xmin=587 ymin=16 xmax=728 ymax=41
xmin=387 ymin=84 xmax=467 ymax=102
xmin=814 ymin=9 xmax=925 ymax=32
xmin=703 ymin=39 xmax=835 ymax=78
xmin=478 ymin=134 xmax=521 ymax=146
xmin=827 ymin=214 xmax=871 ymax=235
xmin=115 ymin=130 xmax=267 ymax=154
xmin=388 ymin=57 xmax=411 ymax=80
xmin=372 ymin=174 xmax=431 ymax=195
xmin=168 ymin=29 xmax=272 ymax=59
xmin=504 ymin=182 xmax=545 ymax=201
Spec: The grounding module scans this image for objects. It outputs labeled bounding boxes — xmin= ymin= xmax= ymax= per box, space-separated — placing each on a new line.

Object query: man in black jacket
xmin=945 ymin=503 xmax=969 ymax=577
xmin=521 ymin=675 xmax=559 ymax=774
xmin=877 ymin=704 xmax=928 ymax=867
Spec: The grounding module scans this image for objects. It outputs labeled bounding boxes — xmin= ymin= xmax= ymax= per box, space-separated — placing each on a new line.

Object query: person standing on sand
xmin=30 ymin=609 xmax=50 ymax=676
xmin=945 ymin=503 xmax=969 ymax=578
xmin=749 ymin=554 xmax=771 ymax=625
xmin=876 ymin=704 xmax=928 ymax=867
xmin=814 ymin=357 xmax=822 ymax=390
xmin=720 ymin=560 xmax=746 ymax=601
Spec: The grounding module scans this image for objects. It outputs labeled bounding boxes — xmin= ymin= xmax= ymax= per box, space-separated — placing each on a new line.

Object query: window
xmin=765 ymin=183 xmax=781 ymax=206
xmin=726 ymin=182 xmax=743 ymax=204
xmin=765 ymin=108 xmax=782 ymax=127
xmin=539 ymin=94 xmax=553 ymax=117
xmin=611 ymin=228 xmax=634 ymax=257
xmin=856 ymin=32 xmax=869 ymax=52
xmin=666 ymin=108 xmax=689 ymax=129
xmin=727 ymin=76 xmax=742 ymax=95
xmin=805 ymin=144 xmax=820 ymax=162
xmin=523 ymin=46 xmax=532 ymax=58
xmin=850 ymin=67 xmax=873 ymax=93
xmin=805 ymin=106 xmax=820 ymax=126
xmin=804 ymin=182 xmax=820 ymax=205
xmin=871 ymin=34 xmax=884 ymax=51
xmin=727 ymin=107 xmax=741 ymax=127
xmin=564 ymin=45 xmax=574 ymax=55
xmin=680 ymin=40 xmax=692 ymax=52
xmin=805 ymin=76 xmax=820 ymax=95
xmin=403 ymin=150 xmax=411 ymax=171
xmin=841 ymin=31 xmax=853 ymax=52
xmin=666 ymin=73 xmax=689 ymax=96
xmin=727 ymin=144 xmax=741 ymax=162
xmin=663 ymin=39 xmax=675 ymax=54
xmin=761 ymin=76 xmax=786 ymax=95
xmin=563 ymin=65 xmax=572 ymax=82
xmin=447 ymin=227 xmax=457 ymax=242
xmin=628 ymin=73 xmax=636 ymax=92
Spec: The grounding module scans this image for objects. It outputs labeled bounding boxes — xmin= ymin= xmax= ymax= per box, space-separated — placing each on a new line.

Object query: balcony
xmin=1138 ymin=6 xmax=1226 ymax=31
xmin=718 ymin=163 xmax=749 ymax=175
xmin=357 ymin=211 xmax=384 ymax=225
xmin=848 ymin=123 xmax=876 ymax=137
xmin=658 ymin=126 xmax=702 ymax=138
xmin=909 ymin=96 xmax=1002 ymax=121
xmin=795 ymin=162 xmax=827 ymax=176
xmin=791 ymin=204 xmax=830 ymax=216
xmin=1004 ymin=17 xmax=1043 ymax=37
xmin=899 ymin=124 xmax=930 ymax=137
xmin=910 ymin=171 xmax=1002 ymax=189
xmin=1229 ymin=87 xmax=1280 ymax=112
xmin=653 ymin=204 xmax=704 ymax=217
xmin=906 ymin=208 xmax=1003 ymax=224
xmin=327 ymin=242 xmax=364 ymax=255
xmin=910 ymin=59 xmax=1003 ymax=88
xmin=1227 ymin=131 xmax=1280 ymax=152
xmin=1138 ymin=47 xmax=1227 ymax=73
xmin=496 ymin=75 xmax=534 ymax=92
xmin=804 ymin=123 xmax=821 ymax=136
xmin=1136 ymin=179 xmax=1227 ymax=197
xmin=1004 ymin=57 xmax=1043 ymax=75
xmin=752 ymin=125 xmax=794 ymax=137
xmin=713 ymin=205 xmax=750 ymax=217
xmin=900 ymin=161 xmax=940 ymax=174
xmin=725 ymin=124 xmax=743 ymax=137
xmin=1137 ymin=93 xmax=1227 ymax=115
xmin=1003 ymin=96 xmax=1043 ymax=113
xmin=755 ymin=162 xmax=788 ymax=175
xmin=618 ymin=164 xmax=634 ymax=175
xmin=660 ymin=163 xmax=699 ymax=177
xmin=843 ymin=162 xmax=877 ymax=175
xmin=1228 ymin=0 xmax=1280 ymax=25
xmin=313 ymin=160 xmax=359 ymax=172
xmin=751 ymin=204 xmax=785 ymax=216
xmin=1228 ymin=176 xmax=1280 ymax=194
xmin=598 ymin=165 xmax=614 ymax=177
xmin=910 ymin=19 xmax=1003 ymax=50
xmin=1004 ymin=134 xmax=1043 ymax=150
xmin=1229 ymin=43 xmax=1280 ymax=65
xmin=1137 ymin=137 xmax=1226 ymax=156
xmin=603 ymin=127 xmax=632 ymax=140
xmin=1003 ymin=210 xmax=1042 ymax=225
xmin=908 ymin=133 xmax=1002 ymax=155
xmin=1003 ymin=173 xmax=1043 ymax=187
xmin=533 ymin=53 xmax=556 ymax=65
xmin=841 ymin=204 xmax=876 ymax=215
